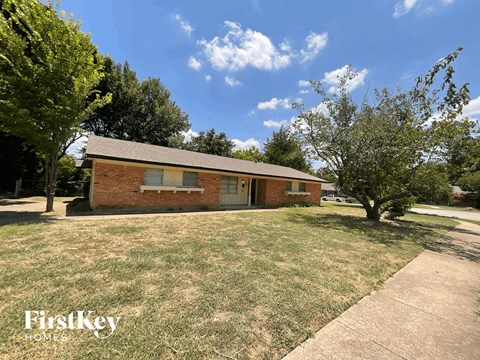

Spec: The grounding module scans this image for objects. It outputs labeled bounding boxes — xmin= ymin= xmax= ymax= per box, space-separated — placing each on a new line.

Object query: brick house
xmin=83 ymin=135 xmax=326 ymax=211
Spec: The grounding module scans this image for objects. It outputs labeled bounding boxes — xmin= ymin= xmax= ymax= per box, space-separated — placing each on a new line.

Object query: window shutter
xmin=144 ymin=169 xmax=163 ymax=185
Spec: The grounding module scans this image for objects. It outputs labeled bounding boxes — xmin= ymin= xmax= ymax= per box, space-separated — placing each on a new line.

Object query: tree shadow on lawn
xmin=285 ymin=211 xmax=454 ymax=248
xmin=0 ymin=211 xmax=61 ymax=226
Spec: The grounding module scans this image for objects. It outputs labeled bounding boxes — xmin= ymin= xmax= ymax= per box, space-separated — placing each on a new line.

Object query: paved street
xmin=411 ymin=207 xmax=480 ymax=221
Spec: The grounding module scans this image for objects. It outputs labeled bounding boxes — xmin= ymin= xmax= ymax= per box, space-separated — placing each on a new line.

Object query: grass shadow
xmin=0 ymin=212 xmax=61 ymax=226
xmin=285 ymin=211 xmax=454 ymax=248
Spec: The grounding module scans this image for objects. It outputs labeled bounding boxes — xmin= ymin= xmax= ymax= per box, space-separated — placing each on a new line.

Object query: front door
xmin=250 ymin=179 xmax=257 ymax=205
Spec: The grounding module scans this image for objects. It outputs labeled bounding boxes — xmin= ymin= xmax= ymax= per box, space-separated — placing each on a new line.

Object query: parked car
xmin=321 ymin=194 xmax=345 ymax=202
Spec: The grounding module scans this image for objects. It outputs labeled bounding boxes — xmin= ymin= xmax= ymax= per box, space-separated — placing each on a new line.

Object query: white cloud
xmin=248 ymin=110 xmax=256 ymax=116
xmin=322 ymin=65 xmax=368 ymax=94
xmin=462 ymin=96 xmax=480 ymax=119
xmin=187 ymin=56 xmax=202 ymax=71
xmin=205 ymin=74 xmax=212 ymax=82
xmin=393 ymin=0 xmax=420 ymax=18
xmin=232 ymin=138 xmax=261 ymax=150
xmin=194 ymin=22 xmax=328 ymax=72
xmin=224 ymin=76 xmax=242 ymax=87
xmin=182 ymin=129 xmax=199 ymax=142
xmin=257 ymin=97 xmax=291 ymax=110
xmin=263 ymin=119 xmax=288 ymax=128
xmin=393 ymin=0 xmax=455 ymax=18
xmin=300 ymin=32 xmax=328 ymax=63
xmin=172 ymin=14 xmax=194 ymax=36
xmin=298 ymin=80 xmax=310 ymax=87
xmin=197 ymin=21 xmax=292 ymax=71
xmin=299 ymin=89 xmax=309 ymax=94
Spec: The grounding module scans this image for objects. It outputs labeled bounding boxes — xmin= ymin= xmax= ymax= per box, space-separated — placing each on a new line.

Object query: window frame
xmin=298 ymin=182 xmax=306 ymax=192
xmin=285 ymin=181 xmax=292 ymax=191
xmin=182 ymin=171 xmax=198 ymax=187
xmin=220 ymin=176 xmax=238 ymax=194
xmin=144 ymin=168 xmax=164 ymax=186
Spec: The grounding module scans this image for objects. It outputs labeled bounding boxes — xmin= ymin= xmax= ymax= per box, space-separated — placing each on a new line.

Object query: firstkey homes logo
xmin=24 ymin=310 xmax=121 ymax=341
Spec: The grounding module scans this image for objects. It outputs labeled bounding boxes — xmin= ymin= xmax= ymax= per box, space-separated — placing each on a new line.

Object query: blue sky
xmin=61 ymin=0 xmax=480 ymax=153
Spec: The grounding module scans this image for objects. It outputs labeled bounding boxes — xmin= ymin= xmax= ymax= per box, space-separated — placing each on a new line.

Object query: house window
xmin=299 ymin=182 xmax=306 ymax=192
xmin=221 ymin=176 xmax=238 ymax=194
xmin=285 ymin=181 xmax=292 ymax=191
xmin=182 ymin=171 xmax=197 ymax=187
xmin=144 ymin=168 xmax=163 ymax=185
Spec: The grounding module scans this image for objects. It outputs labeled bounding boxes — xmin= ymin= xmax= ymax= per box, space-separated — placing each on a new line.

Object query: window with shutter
xmin=144 ymin=168 xmax=163 ymax=185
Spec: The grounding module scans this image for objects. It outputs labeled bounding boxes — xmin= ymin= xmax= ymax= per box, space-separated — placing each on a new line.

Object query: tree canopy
xmin=232 ymin=147 xmax=265 ymax=162
xmin=0 ymin=0 xmax=109 ymax=211
xmin=263 ymin=127 xmax=311 ymax=172
xmin=82 ymin=56 xmax=190 ymax=147
xmin=184 ymin=129 xmax=235 ymax=157
xmin=294 ymin=49 xmax=471 ymax=220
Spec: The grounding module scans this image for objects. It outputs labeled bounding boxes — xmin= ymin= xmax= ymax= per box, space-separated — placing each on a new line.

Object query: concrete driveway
xmin=411 ymin=207 xmax=480 ymax=221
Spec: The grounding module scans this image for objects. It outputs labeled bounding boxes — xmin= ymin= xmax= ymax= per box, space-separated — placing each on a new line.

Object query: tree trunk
xmin=365 ymin=201 xmax=382 ymax=221
xmin=44 ymin=149 xmax=59 ymax=212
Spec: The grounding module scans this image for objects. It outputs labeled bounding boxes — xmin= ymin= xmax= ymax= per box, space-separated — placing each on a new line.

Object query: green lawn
xmin=0 ymin=205 xmax=457 ymax=359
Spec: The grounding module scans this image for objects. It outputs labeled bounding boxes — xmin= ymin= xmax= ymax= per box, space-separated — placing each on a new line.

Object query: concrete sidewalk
xmin=283 ymin=221 xmax=480 ymax=360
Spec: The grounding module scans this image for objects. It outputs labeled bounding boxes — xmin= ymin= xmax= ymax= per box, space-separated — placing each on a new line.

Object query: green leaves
xmin=264 ymin=127 xmax=311 ymax=172
xmin=0 ymin=0 xmax=108 ymax=155
xmin=185 ymin=129 xmax=235 ymax=157
xmin=0 ymin=0 xmax=109 ymax=211
xmin=294 ymin=49 xmax=472 ymax=220
xmin=82 ymin=56 xmax=190 ymax=146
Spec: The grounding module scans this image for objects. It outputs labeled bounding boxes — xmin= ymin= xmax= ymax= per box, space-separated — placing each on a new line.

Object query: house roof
xmin=85 ymin=135 xmax=326 ymax=183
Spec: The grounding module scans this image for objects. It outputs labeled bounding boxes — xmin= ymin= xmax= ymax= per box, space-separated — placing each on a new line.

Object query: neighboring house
xmin=82 ymin=135 xmax=327 ymax=211
xmin=321 ymin=182 xmax=336 ymax=196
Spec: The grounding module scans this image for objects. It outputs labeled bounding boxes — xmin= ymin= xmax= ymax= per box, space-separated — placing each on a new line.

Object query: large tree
xmin=0 ymin=0 xmax=109 ymax=211
xmin=184 ymin=128 xmax=235 ymax=157
xmin=294 ymin=49 xmax=470 ymax=221
xmin=82 ymin=56 xmax=190 ymax=147
xmin=263 ymin=127 xmax=311 ymax=172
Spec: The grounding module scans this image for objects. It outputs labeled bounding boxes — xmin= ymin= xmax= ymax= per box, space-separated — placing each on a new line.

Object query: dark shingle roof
xmin=86 ymin=135 xmax=326 ymax=183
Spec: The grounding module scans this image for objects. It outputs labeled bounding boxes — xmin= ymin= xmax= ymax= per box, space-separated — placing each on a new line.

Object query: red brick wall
xmin=90 ymin=161 xmax=321 ymax=210
xmin=256 ymin=179 xmax=267 ymax=205
xmin=263 ymin=179 xmax=321 ymax=206
xmin=91 ymin=162 xmax=220 ymax=210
